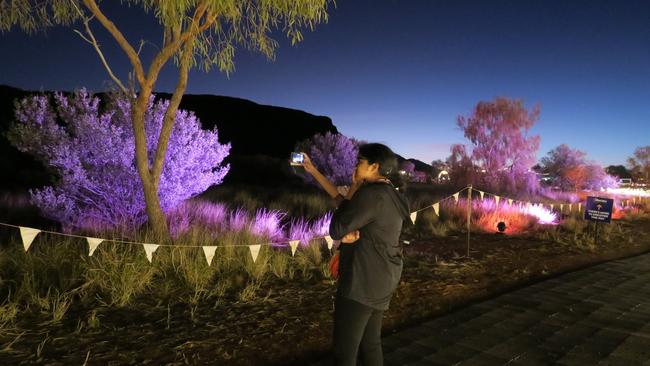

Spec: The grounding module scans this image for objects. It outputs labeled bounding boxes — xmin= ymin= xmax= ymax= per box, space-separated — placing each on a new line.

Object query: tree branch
xmin=70 ymin=3 xmax=128 ymax=94
xmin=81 ymin=0 xmax=146 ymax=86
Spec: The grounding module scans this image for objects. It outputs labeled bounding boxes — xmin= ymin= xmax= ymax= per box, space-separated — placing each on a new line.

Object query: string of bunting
xmin=0 ymin=222 xmax=335 ymax=265
xmin=2 ymin=187 xmax=643 ymax=264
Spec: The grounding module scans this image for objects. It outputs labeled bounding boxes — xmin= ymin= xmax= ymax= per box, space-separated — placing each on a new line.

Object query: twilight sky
xmin=1 ymin=0 xmax=649 ymax=166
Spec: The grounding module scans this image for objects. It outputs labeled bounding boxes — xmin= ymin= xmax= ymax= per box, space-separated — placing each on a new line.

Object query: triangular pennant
xmin=86 ymin=237 xmax=103 ymax=256
xmin=410 ymin=212 xmax=417 ymax=224
xmin=19 ymin=227 xmax=40 ymax=252
xmin=324 ymin=236 xmax=334 ymax=250
xmin=143 ymin=244 xmax=159 ymax=263
xmin=432 ymin=203 xmax=440 ymax=216
xmin=550 ymin=204 xmax=554 ymax=210
xmin=479 ymin=191 xmax=484 ymax=200
xmin=453 ymin=192 xmax=460 ymax=203
xmin=495 ymin=196 xmax=500 ymax=205
xmin=249 ymin=244 xmax=261 ymax=263
xmin=578 ymin=203 xmax=582 ymax=211
xmin=568 ymin=204 xmax=573 ymax=211
xmin=289 ymin=240 xmax=300 ymax=256
xmin=508 ymin=199 xmax=513 ymax=206
xmin=202 ymin=246 xmax=218 ymax=266
xmin=560 ymin=204 xmax=564 ymax=211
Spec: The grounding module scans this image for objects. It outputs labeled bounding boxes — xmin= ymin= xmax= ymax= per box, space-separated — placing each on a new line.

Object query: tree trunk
xmin=132 ymin=89 xmax=170 ymax=238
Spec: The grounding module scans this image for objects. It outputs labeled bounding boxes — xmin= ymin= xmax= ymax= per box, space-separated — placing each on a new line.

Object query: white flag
xmin=508 ymin=199 xmax=513 ymax=206
xmin=19 ymin=227 xmax=40 ymax=252
xmin=550 ymin=204 xmax=554 ymax=210
xmin=560 ymin=204 xmax=564 ymax=212
xmin=410 ymin=212 xmax=417 ymax=224
xmin=453 ymin=193 xmax=459 ymax=203
xmin=432 ymin=203 xmax=440 ymax=216
xmin=249 ymin=244 xmax=261 ymax=263
xmin=143 ymin=244 xmax=159 ymax=263
xmin=568 ymin=204 xmax=573 ymax=211
xmin=324 ymin=236 xmax=334 ymax=250
xmin=202 ymin=246 xmax=218 ymax=266
xmin=86 ymin=237 xmax=103 ymax=256
xmin=289 ymin=240 xmax=300 ymax=256
xmin=479 ymin=191 xmax=484 ymax=200
xmin=578 ymin=203 xmax=582 ymax=211
xmin=495 ymin=196 xmax=501 ymax=206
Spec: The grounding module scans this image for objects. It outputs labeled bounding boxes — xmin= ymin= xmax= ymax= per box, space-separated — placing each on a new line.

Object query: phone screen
xmin=291 ymin=152 xmax=304 ymax=164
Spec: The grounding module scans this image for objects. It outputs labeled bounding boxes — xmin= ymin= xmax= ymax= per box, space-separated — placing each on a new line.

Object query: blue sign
xmin=584 ymin=196 xmax=614 ymax=223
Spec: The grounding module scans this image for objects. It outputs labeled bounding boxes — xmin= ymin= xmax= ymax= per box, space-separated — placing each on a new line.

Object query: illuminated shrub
xmin=295 ymin=132 xmax=360 ymax=186
xmin=8 ymin=89 xmax=231 ymax=231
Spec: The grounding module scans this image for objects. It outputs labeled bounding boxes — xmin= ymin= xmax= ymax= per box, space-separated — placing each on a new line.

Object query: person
xmin=300 ymin=143 xmax=411 ymax=366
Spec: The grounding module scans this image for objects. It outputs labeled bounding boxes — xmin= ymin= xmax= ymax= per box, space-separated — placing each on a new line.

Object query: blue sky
xmin=1 ymin=0 xmax=649 ymax=166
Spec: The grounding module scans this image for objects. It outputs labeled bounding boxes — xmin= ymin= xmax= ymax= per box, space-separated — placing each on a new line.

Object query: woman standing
xmin=301 ymin=143 xmax=411 ymax=366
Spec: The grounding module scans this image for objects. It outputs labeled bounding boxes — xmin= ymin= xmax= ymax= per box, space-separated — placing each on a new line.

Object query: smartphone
xmin=290 ymin=152 xmax=304 ymax=165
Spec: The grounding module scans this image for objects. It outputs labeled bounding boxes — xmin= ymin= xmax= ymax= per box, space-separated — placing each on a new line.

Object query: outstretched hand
xmin=341 ymin=230 xmax=360 ymax=244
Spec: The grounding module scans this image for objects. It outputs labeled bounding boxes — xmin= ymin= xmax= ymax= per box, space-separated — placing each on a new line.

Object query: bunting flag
xmin=202 ymin=246 xmax=218 ymax=266
xmin=86 ymin=237 xmax=103 ymax=256
xmin=289 ymin=240 xmax=300 ymax=256
xmin=568 ymin=204 xmax=573 ymax=212
xmin=410 ymin=212 xmax=417 ymax=224
xmin=249 ymin=244 xmax=261 ymax=263
xmin=453 ymin=192 xmax=460 ymax=203
xmin=479 ymin=191 xmax=484 ymax=200
xmin=578 ymin=203 xmax=582 ymax=212
xmin=550 ymin=204 xmax=554 ymax=210
xmin=560 ymin=204 xmax=564 ymax=212
xmin=19 ymin=227 xmax=40 ymax=252
xmin=495 ymin=196 xmax=501 ymax=206
xmin=324 ymin=236 xmax=334 ymax=250
xmin=508 ymin=199 xmax=513 ymax=206
xmin=432 ymin=203 xmax=440 ymax=216
xmin=143 ymin=244 xmax=159 ymax=263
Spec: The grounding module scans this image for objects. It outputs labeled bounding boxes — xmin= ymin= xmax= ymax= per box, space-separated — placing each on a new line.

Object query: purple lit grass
xmin=166 ymin=199 xmax=332 ymax=247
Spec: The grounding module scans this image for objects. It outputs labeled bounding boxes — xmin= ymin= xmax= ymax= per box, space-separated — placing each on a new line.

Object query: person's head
xmin=355 ymin=143 xmax=406 ymax=191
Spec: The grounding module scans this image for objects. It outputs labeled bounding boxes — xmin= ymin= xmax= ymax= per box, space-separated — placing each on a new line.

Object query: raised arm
xmin=301 ymin=152 xmax=341 ymax=199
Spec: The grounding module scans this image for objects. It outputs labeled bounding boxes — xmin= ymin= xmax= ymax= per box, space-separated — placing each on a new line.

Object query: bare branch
xmin=81 ymin=0 xmax=146 ymax=86
xmin=70 ymin=2 xmax=128 ymax=94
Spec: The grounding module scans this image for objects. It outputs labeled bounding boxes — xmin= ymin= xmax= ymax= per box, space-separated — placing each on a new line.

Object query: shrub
xmin=295 ymin=132 xmax=360 ymax=186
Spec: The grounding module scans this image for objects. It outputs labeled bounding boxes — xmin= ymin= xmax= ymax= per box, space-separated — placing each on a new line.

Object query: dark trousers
xmin=333 ymin=295 xmax=384 ymax=366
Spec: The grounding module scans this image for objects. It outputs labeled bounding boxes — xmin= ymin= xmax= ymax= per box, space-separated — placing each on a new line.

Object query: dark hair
xmin=358 ymin=143 xmax=407 ymax=191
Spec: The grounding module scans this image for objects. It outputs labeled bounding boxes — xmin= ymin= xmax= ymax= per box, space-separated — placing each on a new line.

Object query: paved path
xmin=318 ymin=252 xmax=650 ymax=365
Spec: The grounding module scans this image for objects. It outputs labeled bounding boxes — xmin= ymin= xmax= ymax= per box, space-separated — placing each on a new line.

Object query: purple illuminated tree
xmin=295 ymin=132 xmax=360 ymax=187
xmin=8 ymin=90 xmax=230 ymax=232
xmin=457 ymin=97 xmax=541 ymax=194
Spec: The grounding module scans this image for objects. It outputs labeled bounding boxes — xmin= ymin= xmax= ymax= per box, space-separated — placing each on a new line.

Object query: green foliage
xmin=0 ymin=0 xmax=333 ymax=74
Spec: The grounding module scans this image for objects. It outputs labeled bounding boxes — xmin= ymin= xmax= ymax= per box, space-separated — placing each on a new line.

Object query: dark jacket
xmin=329 ymin=181 xmax=411 ymax=310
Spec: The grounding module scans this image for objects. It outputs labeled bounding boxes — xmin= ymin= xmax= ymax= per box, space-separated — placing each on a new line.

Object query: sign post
xmin=584 ymin=196 xmax=614 ymax=246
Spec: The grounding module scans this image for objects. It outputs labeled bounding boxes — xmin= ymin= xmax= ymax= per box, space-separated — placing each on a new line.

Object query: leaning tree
xmin=0 ymin=0 xmax=332 ymax=237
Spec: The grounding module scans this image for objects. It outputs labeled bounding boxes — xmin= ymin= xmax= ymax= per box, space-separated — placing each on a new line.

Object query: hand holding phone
xmin=290 ymin=152 xmax=305 ymax=165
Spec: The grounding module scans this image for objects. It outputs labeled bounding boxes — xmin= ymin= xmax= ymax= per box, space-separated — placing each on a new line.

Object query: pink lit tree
xmin=8 ymin=90 xmax=230 ymax=232
xmin=457 ymin=97 xmax=541 ymax=194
